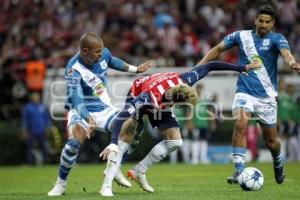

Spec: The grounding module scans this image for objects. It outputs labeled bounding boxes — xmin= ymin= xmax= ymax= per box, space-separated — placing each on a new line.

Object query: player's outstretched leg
xmin=48 ymin=139 xmax=81 ymax=196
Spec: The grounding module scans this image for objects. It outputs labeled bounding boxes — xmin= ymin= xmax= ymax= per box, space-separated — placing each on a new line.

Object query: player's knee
xmin=234 ymin=121 xmax=248 ymax=134
xmin=165 ymin=139 xmax=183 ymax=152
xmin=68 ymin=124 xmax=86 ymax=143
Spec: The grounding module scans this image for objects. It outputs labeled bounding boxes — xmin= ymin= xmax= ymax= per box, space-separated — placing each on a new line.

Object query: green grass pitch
xmin=0 ymin=162 xmax=299 ymax=200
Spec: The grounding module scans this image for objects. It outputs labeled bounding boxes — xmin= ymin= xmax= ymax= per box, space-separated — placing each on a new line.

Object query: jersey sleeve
xmin=275 ymin=33 xmax=290 ymax=50
xmin=130 ymin=93 xmax=152 ymax=111
xmin=66 ymin=70 xmax=90 ymax=120
xmin=223 ymin=31 xmax=240 ymax=49
xmin=103 ymin=48 xmax=128 ymax=71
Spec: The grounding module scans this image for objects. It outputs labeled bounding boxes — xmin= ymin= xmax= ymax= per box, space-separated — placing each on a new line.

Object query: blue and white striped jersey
xmin=64 ymin=47 xmax=127 ymax=120
xmin=223 ymin=30 xmax=290 ymax=98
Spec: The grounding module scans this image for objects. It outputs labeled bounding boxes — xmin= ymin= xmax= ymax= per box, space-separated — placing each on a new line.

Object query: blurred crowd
xmin=1 ymin=0 xmax=300 ymax=84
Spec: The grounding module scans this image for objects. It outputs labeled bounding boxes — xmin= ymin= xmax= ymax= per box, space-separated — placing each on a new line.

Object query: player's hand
xmin=289 ymin=62 xmax=300 ymax=73
xmin=86 ymin=117 xmax=96 ymax=139
xmin=137 ymin=60 xmax=155 ymax=73
xmin=245 ymin=61 xmax=261 ymax=71
xmin=99 ymin=143 xmax=119 ymax=160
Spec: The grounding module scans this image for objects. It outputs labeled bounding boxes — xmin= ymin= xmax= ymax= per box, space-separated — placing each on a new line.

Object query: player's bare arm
xmin=280 ymin=48 xmax=300 ymax=73
xmin=198 ymin=42 xmax=227 ymax=65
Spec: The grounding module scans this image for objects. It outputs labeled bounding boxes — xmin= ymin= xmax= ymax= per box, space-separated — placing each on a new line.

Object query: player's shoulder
xmin=66 ymin=53 xmax=79 ymax=67
xmin=64 ymin=54 xmax=80 ymax=77
xmin=101 ymin=47 xmax=111 ymax=58
xmin=236 ymin=29 xmax=255 ymax=37
xmin=65 ymin=54 xmax=78 ymax=70
xmin=267 ymin=32 xmax=289 ymax=47
xmin=224 ymin=30 xmax=244 ymax=41
xmin=268 ymin=31 xmax=287 ymax=40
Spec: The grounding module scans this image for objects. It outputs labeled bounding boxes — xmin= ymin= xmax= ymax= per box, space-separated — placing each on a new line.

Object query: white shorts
xmin=67 ymin=106 xmax=120 ymax=133
xmin=232 ymin=92 xmax=277 ymax=126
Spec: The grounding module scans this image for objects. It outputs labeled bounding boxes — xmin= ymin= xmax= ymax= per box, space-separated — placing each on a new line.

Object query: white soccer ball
xmin=237 ymin=167 xmax=264 ymax=191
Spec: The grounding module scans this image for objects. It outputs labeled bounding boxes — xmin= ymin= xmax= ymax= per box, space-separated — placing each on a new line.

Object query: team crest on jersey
xmin=262 ymin=39 xmax=270 ymax=46
xmin=100 ymin=60 xmax=107 ymax=70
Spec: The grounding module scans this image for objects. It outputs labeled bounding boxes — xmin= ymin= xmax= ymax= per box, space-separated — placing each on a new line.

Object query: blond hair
xmin=171 ymin=84 xmax=197 ymax=106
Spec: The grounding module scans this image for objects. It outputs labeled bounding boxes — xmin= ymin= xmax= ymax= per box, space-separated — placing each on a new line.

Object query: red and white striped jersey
xmin=129 ymin=72 xmax=183 ymax=108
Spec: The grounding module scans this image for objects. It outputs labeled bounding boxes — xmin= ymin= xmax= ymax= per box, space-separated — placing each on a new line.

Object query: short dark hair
xmin=258 ymin=4 xmax=275 ymax=19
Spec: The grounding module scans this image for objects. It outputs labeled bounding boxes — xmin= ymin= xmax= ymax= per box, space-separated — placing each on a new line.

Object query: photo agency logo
xmin=48 ymin=79 xmax=261 ymax=122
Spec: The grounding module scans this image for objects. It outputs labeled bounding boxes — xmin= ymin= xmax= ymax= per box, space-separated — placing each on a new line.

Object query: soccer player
xmin=197 ymin=4 xmax=300 ymax=185
xmin=22 ymin=92 xmax=51 ymax=165
xmin=47 ymin=32 xmax=153 ymax=196
xmin=99 ymin=60 xmax=259 ymax=196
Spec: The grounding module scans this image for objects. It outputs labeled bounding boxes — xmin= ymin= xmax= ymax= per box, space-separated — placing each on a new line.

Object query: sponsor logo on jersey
xmin=67 ymin=68 xmax=73 ymax=76
xmin=250 ymin=55 xmax=262 ymax=70
xmin=259 ymin=46 xmax=269 ymax=50
xmin=88 ymin=76 xmax=96 ymax=84
xmin=93 ymin=83 xmax=105 ymax=96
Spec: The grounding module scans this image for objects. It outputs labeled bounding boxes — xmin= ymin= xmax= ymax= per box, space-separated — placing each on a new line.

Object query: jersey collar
xmin=77 ymin=54 xmax=92 ymax=68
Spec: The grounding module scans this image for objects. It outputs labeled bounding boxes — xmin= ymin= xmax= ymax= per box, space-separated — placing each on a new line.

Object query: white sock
xmin=116 ymin=140 xmax=130 ymax=170
xmin=136 ymin=140 xmax=182 ymax=174
xmin=102 ymin=140 xmax=129 ymax=187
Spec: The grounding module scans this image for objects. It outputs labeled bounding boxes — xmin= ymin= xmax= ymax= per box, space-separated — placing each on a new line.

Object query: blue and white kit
xmin=64 ymin=48 xmax=128 ymax=133
xmin=223 ymin=30 xmax=290 ymax=126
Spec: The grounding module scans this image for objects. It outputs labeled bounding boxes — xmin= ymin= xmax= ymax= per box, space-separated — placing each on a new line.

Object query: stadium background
xmin=0 ymin=0 xmax=300 ymax=165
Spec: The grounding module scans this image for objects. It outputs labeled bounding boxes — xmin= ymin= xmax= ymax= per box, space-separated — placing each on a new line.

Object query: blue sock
xmin=233 ymin=147 xmax=246 ymax=172
xmin=58 ymin=139 xmax=81 ymax=180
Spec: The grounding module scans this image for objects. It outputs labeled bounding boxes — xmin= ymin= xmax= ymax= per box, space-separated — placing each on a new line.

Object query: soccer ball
xmin=237 ymin=167 xmax=264 ymax=191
